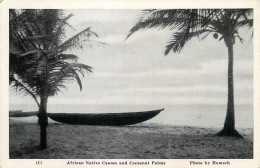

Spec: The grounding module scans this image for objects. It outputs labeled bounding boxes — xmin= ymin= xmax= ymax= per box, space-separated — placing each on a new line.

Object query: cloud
xmin=46 ymin=93 xmax=252 ymax=105
xmin=125 ymin=85 xmax=225 ymax=93
xmin=92 ymin=58 xmax=252 ymax=79
xmin=99 ymin=34 xmax=126 ymax=43
xmin=64 ymin=9 xmax=140 ymax=25
xmin=10 ymin=10 xmax=253 ymax=107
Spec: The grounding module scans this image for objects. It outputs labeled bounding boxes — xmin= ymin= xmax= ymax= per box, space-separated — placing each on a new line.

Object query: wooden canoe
xmin=9 ymin=111 xmax=38 ymax=117
xmin=48 ymin=108 xmax=164 ymax=126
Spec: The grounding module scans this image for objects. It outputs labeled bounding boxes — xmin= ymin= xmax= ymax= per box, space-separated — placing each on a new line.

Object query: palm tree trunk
xmin=38 ymin=95 xmax=48 ymax=149
xmin=217 ymin=40 xmax=242 ymax=138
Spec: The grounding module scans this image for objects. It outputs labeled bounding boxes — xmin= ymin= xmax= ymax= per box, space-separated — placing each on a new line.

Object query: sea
xmin=9 ymin=104 xmax=253 ymax=128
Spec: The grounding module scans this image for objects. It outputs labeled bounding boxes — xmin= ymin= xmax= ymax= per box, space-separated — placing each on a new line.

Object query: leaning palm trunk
xmin=38 ymin=95 xmax=48 ymax=149
xmin=217 ymin=36 xmax=242 ymax=138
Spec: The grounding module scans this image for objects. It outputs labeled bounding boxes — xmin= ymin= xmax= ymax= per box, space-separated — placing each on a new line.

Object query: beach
xmin=9 ymin=117 xmax=253 ymax=159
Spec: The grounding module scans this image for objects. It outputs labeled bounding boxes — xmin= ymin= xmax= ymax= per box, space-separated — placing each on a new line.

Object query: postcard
xmin=1 ymin=0 xmax=260 ymax=167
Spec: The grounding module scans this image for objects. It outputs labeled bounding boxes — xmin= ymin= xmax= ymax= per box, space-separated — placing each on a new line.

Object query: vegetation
xmin=126 ymin=9 xmax=253 ymax=138
xmin=9 ymin=9 xmax=101 ymax=149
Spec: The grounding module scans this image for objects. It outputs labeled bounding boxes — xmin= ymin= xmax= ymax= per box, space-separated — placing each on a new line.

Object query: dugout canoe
xmin=9 ymin=111 xmax=38 ymax=117
xmin=47 ymin=108 xmax=164 ymax=126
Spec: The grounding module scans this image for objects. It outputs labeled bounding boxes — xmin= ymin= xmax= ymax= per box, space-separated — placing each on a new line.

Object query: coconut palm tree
xmin=126 ymin=9 xmax=253 ymax=138
xmin=9 ymin=9 xmax=102 ymax=149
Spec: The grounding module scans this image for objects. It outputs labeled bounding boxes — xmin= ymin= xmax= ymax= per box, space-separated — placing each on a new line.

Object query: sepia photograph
xmin=7 ymin=8 xmax=255 ymax=160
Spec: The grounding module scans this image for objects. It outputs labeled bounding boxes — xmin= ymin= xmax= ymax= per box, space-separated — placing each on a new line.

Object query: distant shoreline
xmin=8 ymin=103 xmax=254 ymax=128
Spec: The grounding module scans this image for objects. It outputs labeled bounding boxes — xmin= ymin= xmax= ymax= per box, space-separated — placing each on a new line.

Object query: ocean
xmin=9 ymin=104 xmax=253 ymax=128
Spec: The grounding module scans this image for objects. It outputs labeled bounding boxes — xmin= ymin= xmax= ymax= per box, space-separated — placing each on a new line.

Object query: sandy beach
xmin=9 ymin=117 xmax=253 ymax=159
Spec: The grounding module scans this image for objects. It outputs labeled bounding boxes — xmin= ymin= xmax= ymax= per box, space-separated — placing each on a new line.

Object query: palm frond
xmin=126 ymin=10 xmax=188 ymax=40
xmin=57 ymin=54 xmax=79 ymax=62
xmin=236 ymin=19 xmax=253 ymax=29
xmin=10 ymin=75 xmax=40 ymax=107
xmin=127 ymin=9 xmax=253 ymax=55
xmin=48 ymin=63 xmax=92 ymax=93
xmin=165 ymin=29 xmax=210 ymax=55
xmin=57 ymin=27 xmax=99 ymax=53
xmin=19 ymin=35 xmax=54 ymax=40
xmin=74 ymin=72 xmax=83 ymax=91
xmin=10 ymin=9 xmax=101 ymax=101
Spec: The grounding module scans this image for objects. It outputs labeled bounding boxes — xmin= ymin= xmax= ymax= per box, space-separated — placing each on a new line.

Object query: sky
xmin=9 ymin=9 xmax=254 ymax=107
